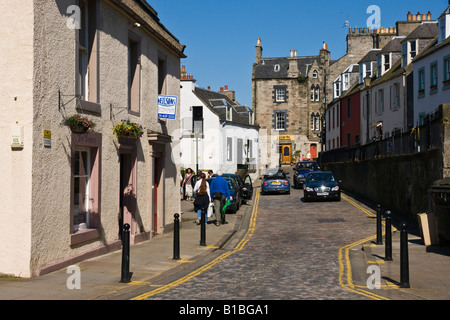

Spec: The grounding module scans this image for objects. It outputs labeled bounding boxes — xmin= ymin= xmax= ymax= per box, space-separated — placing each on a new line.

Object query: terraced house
xmin=0 ymin=0 xmax=185 ymax=277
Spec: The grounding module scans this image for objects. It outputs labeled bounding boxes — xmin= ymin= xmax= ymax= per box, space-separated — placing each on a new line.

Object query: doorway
xmin=119 ymin=151 xmax=136 ymax=240
xmin=310 ymin=144 xmax=317 ymax=160
xmin=281 ymin=144 xmax=292 ymax=164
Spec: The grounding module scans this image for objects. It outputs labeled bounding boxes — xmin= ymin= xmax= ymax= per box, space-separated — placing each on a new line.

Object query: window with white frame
xmin=418 ymin=68 xmax=425 ymax=96
xmin=402 ymin=42 xmax=408 ymax=67
xmin=275 ymin=112 xmax=286 ymax=131
xmin=312 ymin=70 xmax=318 ymax=78
xmin=444 ymin=56 xmax=450 ymax=85
xmin=409 ymin=40 xmax=417 ymax=61
xmin=275 ymin=87 xmax=286 ymax=102
xmin=227 ymin=137 xmax=233 ymax=161
xmin=430 ymin=62 xmax=438 ymax=92
xmin=73 ymin=148 xmax=91 ymax=231
xmin=334 ymin=81 xmax=341 ymax=98
xmin=315 ymin=85 xmax=320 ymax=102
xmin=78 ymin=0 xmax=89 ymax=101
xmin=377 ymin=89 xmax=384 ymax=114
xmin=310 ymin=85 xmax=315 ymax=102
xmin=391 ymin=83 xmax=400 ymax=110
xmin=226 ymin=105 xmax=232 ymax=121
xmin=383 ymin=54 xmax=390 ymax=72
xmin=377 ymin=56 xmax=382 ymax=76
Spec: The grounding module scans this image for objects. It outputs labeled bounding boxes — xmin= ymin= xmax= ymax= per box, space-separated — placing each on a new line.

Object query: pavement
xmin=0 ymin=181 xmax=449 ymax=300
xmin=0 ymin=198 xmax=248 ymax=300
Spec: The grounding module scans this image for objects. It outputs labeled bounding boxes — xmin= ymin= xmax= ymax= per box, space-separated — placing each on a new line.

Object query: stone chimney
xmin=255 ymin=38 xmax=263 ymax=64
xmin=287 ymin=49 xmax=299 ymax=78
xmin=221 ymin=85 xmax=237 ymax=103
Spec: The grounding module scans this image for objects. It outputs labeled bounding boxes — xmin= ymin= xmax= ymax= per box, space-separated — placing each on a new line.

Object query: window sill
xmin=70 ymin=228 xmax=100 ymax=246
xmin=443 ymin=84 xmax=450 ymax=91
xmin=76 ymin=99 xmax=101 ymax=115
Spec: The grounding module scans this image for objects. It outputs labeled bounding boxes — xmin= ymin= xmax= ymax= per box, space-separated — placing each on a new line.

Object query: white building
xmin=0 ymin=0 xmax=185 ymax=277
xmin=413 ymin=5 xmax=450 ymax=125
xmin=179 ymin=68 xmax=259 ymax=178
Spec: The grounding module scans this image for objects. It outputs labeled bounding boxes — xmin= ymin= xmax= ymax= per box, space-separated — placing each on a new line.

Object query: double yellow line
xmin=131 ymin=191 xmax=261 ymax=300
xmin=339 ymin=194 xmax=397 ymax=300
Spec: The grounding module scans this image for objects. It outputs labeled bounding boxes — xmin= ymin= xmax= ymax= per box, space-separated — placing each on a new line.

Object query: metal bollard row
xmin=375 ymin=205 xmax=410 ymax=289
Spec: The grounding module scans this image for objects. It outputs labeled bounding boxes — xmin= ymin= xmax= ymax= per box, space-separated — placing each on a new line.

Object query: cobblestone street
xmin=136 ymin=180 xmax=380 ymax=300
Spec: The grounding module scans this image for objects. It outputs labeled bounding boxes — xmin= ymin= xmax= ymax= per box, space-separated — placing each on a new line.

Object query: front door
xmin=281 ymin=144 xmax=292 ymax=164
xmin=310 ymin=144 xmax=317 ymax=160
xmin=119 ymin=153 xmax=136 ymax=240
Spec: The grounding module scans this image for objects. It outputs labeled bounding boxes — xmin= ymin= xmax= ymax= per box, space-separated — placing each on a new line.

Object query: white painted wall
xmin=0 ymin=0 xmax=34 ymax=277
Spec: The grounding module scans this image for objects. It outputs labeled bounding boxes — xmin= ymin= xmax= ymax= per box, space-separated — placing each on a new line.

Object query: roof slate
xmin=193 ymin=87 xmax=258 ymax=128
xmin=253 ymin=56 xmax=320 ymax=79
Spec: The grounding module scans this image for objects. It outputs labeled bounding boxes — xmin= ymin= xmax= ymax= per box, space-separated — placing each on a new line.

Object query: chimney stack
xmin=255 ymin=38 xmax=263 ymax=64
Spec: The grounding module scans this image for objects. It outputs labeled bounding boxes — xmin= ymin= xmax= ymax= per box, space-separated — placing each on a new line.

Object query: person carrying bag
xmin=193 ymin=173 xmax=211 ymax=225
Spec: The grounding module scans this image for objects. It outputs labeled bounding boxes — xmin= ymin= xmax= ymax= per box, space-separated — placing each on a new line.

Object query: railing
xmin=320 ymin=116 xmax=443 ymax=164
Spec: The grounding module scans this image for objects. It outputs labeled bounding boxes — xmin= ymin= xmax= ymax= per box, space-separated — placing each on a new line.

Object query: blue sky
xmin=148 ymin=0 xmax=448 ymax=107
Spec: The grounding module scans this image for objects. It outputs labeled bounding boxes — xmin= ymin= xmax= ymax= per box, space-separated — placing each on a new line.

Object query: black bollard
xmin=200 ymin=207 xmax=206 ymax=246
xmin=376 ymin=204 xmax=382 ymax=245
xmin=400 ymin=222 xmax=410 ymax=288
xmin=120 ymin=223 xmax=132 ymax=283
xmin=385 ymin=211 xmax=393 ymax=261
xmin=173 ymin=213 xmax=180 ymax=260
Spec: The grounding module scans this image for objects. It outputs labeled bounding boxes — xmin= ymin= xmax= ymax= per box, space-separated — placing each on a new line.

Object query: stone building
xmin=252 ymin=39 xmax=330 ymax=168
xmin=252 ymin=27 xmax=380 ymax=168
xmin=0 ymin=0 xmax=185 ymax=277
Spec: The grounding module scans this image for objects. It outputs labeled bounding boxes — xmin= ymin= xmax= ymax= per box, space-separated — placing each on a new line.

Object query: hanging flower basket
xmin=62 ymin=114 xmax=96 ymax=134
xmin=113 ymin=120 xmax=144 ymax=138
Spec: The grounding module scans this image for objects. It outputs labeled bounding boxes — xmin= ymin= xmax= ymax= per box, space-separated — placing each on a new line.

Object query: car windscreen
xmin=297 ymin=162 xmax=318 ymax=170
xmin=265 ymin=173 xmax=286 ymax=180
xmin=306 ymin=173 xmax=335 ymax=182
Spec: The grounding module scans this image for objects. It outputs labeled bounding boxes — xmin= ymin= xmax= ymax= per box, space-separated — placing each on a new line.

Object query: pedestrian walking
xmin=206 ymin=170 xmax=214 ymax=179
xmin=193 ymin=173 xmax=212 ymax=225
xmin=209 ymin=170 xmax=232 ymax=226
xmin=182 ymin=168 xmax=194 ymax=201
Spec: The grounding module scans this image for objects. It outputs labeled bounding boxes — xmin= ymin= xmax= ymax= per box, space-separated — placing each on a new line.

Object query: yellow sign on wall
xmin=274 ymin=135 xmax=294 ymax=141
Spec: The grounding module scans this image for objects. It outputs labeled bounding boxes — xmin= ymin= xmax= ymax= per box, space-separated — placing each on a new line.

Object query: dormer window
xmin=410 ymin=40 xmax=417 ymax=60
xmin=359 ymin=62 xmax=374 ymax=83
xmin=384 ymin=54 xmax=390 ymax=72
xmin=334 ymin=81 xmax=341 ymax=99
xmin=226 ymin=105 xmax=232 ymax=121
xmin=274 ymin=64 xmax=280 ymax=72
xmin=378 ymin=54 xmax=391 ymax=76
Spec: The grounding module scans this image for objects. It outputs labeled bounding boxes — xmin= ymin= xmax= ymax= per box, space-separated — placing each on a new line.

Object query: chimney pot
xmin=225 ymin=85 xmax=228 ymax=91
xmin=407 ymin=11 xmax=412 ymax=21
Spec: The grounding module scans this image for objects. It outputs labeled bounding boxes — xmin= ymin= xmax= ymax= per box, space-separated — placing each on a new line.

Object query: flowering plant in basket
xmin=113 ymin=120 xmax=144 ymax=138
xmin=62 ymin=114 xmax=96 ymax=133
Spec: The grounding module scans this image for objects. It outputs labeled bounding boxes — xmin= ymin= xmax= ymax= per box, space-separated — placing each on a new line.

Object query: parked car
xmin=207 ymin=177 xmax=241 ymax=213
xmin=223 ymin=173 xmax=253 ymax=202
xmin=293 ymin=161 xmax=320 ymax=189
xmin=261 ymin=169 xmax=290 ymax=195
xmin=303 ymin=171 xmax=341 ymax=202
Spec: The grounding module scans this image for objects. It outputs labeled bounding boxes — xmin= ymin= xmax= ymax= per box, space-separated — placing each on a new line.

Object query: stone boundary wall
xmin=323 ymin=148 xmax=443 ymax=219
